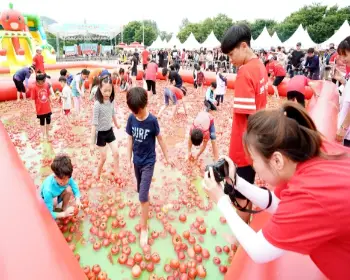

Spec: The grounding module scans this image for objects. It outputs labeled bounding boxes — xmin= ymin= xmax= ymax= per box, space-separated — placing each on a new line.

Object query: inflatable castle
xmin=0 ymin=3 xmax=56 ymax=73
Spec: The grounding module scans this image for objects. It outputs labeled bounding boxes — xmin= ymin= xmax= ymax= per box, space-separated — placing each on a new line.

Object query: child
xmin=162 ymin=67 xmax=183 ymax=89
xmin=266 ymin=54 xmax=286 ymax=98
xmin=193 ymin=64 xmax=198 ymax=90
xmin=204 ymin=82 xmax=217 ymax=111
xmin=71 ymin=69 xmax=90 ymax=116
xmin=197 ymin=64 xmax=205 ymax=95
xmin=90 ymin=75 xmax=121 ymax=179
xmin=31 ymin=73 xmax=55 ymax=141
xmin=157 ymin=86 xmax=187 ymax=119
xmin=126 ymin=87 xmax=172 ymax=247
xmin=286 ymin=75 xmax=311 ymax=107
xmin=59 ymin=76 xmax=72 ymax=128
xmin=60 ymin=68 xmax=74 ymax=86
xmin=216 ymin=67 xmax=227 ymax=106
xmin=89 ymin=76 xmax=99 ymax=101
xmin=119 ymin=68 xmax=131 ymax=93
xmin=188 ymin=111 xmax=219 ymax=161
xmin=32 ymin=47 xmax=45 ymax=74
xmin=41 ymin=155 xmax=82 ymax=219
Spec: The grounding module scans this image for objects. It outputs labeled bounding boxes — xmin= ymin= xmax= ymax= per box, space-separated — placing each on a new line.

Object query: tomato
xmin=142 ymin=244 xmax=151 ymax=254
xmin=195 ymin=255 xmax=203 ymax=263
xmin=92 ymin=264 xmax=101 ymax=275
xmin=188 ymin=236 xmax=196 ymax=245
xmin=149 ymin=273 xmax=158 ymax=280
xmin=83 ymin=265 xmax=90 ymax=275
xmin=196 ymin=216 xmax=204 ymax=224
xmin=134 ymin=252 xmax=143 ymax=264
xmin=179 ymin=214 xmax=187 ymax=222
xmin=65 ymin=234 xmax=73 ymax=243
xmin=223 ymin=246 xmax=230 ymax=254
xmin=126 ymin=258 xmax=135 ymax=267
xmin=193 ymin=244 xmax=202 ymax=254
xmin=220 ymin=216 xmax=227 ymax=224
xmin=112 ymin=220 xmax=119 ymax=229
xmin=210 ymin=228 xmax=217 ymax=236
xmin=215 ymin=246 xmax=222 ymax=254
xmin=140 ymin=261 xmax=147 ymax=271
xmin=135 ymin=224 xmax=141 ymax=233
xmin=196 ymin=265 xmax=206 ymax=278
xmin=219 ymin=265 xmax=227 ymax=274
xmin=98 ymin=230 xmax=105 ymax=239
xmin=102 ymin=238 xmax=110 ymax=247
xmin=75 ymin=254 xmax=80 ymax=262
xmin=164 ymin=264 xmax=172 ymax=273
xmin=119 ymin=219 xmax=126 ymax=227
xmin=170 ymin=259 xmax=180 ymax=270
xmin=193 ymin=221 xmax=200 ymax=229
xmin=151 ymin=253 xmax=160 ymax=264
xmin=122 ymin=246 xmax=131 ymax=256
xmin=188 ymin=268 xmax=197 ymax=279
xmin=178 ymin=251 xmax=185 ymax=260
xmin=97 ymin=272 xmax=108 ymax=280
xmin=131 ymin=265 xmax=142 ymax=279
xmin=198 ymin=225 xmax=206 ymax=235
xmin=93 ymin=241 xmax=101 ymax=251
xmin=144 ymin=253 xmax=151 ymax=262
xmin=118 ymin=253 xmax=128 ymax=265
xmin=180 ymin=273 xmax=189 ymax=280
xmin=179 ymin=263 xmax=188 ymax=273
xmin=146 ymin=262 xmax=155 ymax=272
xmin=213 ymin=257 xmax=221 ymax=265
xmin=181 ymin=243 xmax=188 ymax=251
xmin=111 ymin=245 xmax=120 ymax=255
xmin=201 ymin=249 xmax=210 ymax=259
xmin=151 ymin=231 xmax=159 ymax=239
xmin=187 ymin=247 xmax=195 ymax=258
xmin=172 ymin=234 xmax=182 ymax=246
xmin=128 ymin=234 xmax=137 ymax=243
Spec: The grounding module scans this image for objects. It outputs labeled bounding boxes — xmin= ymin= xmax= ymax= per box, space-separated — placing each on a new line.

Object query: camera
xmin=205 ymin=159 xmax=229 ymax=183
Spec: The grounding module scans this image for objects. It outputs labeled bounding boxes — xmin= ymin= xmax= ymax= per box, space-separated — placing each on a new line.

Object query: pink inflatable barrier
xmin=0 ymin=122 xmax=85 ymax=279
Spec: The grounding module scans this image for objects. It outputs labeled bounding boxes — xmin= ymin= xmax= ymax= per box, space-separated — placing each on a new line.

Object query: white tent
xmin=201 ymin=31 xmax=221 ymax=49
xmin=182 ymin=33 xmax=201 ymax=50
xmin=271 ymin=32 xmax=282 ymax=46
xmin=47 ymin=23 xmax=120 ymax=39
xmin=251 ymin=26 xmax=275 ymax=50
xmin=283 ymin=24 xmax=316 ymax=49
xmin=162 ymin=39 xmax=168 ymax=48
xmin=166 ymin=34 xmax=182 ymax=49
xmin=149 ymin=35 xmax=165 ymax=49
xmin=321 ymin=20 xmax=350 ymax=49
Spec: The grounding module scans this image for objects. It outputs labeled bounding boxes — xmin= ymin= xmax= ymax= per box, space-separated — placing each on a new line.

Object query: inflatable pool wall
xmin=0 ymin=3 xmax=56 ymax=73
xmin=0 ymin=121 xmax=86 ymax=279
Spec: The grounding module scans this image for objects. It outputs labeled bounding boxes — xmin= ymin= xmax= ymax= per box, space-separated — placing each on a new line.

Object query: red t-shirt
xmin=190 ymin=111 xmax=214 ymax=142
xmin=145 ymin=62 xmax=158 ymax=81
xmin=229 ymin=58 xmax=268 ymax=167
xmin=329 ymin=52 xmax=337 ymax=64
xmin=287 ymin=75 xmax=310 ymax=95
xmin=266 ymin=60 xmax=286 ymax=77
xmin=169 ymin=86 xmax=183 ymax=100
xmin=33 ymin=54 xmax=45 ymax=73
xmin=142 ymin=50 xmax=150 ymax=64
xmin=31 ymin=83 xmax=51 ymax=115
xmin=263 ymin=141 xmax=350 ymax=280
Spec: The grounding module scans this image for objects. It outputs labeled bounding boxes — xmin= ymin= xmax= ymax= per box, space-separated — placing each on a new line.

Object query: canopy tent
xmin=251 ymin=26 xmax=275 ymax=50
xmin=182 ymin=33 xmax=201 ymax=50
xmin=47 ymin=23 xmax=121 ymax=39
xmin=201 ymin=31 xmax=221 ymax=49
xmin=166 ymin=34 xmax=182 ymax=49
xmin=162 ymin=39 xmax=168 ymax=47
xmin=283 ymin=24 xmax=316 ymax=49
xmin=271 ymin=32 xmax=282 ymax=46
xmin=149 ymin=36 xmax=166 ymax=49
xmin=321 ymin=20 xmax=350 ymax=49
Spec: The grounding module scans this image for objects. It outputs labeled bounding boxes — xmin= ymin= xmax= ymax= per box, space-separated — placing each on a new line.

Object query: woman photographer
xmin=203 ymin=102 xmax=350 ymax=279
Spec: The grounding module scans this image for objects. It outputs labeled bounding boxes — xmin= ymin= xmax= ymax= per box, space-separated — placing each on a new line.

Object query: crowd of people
xmin=10 ymin=21 xmax=350 ymax=278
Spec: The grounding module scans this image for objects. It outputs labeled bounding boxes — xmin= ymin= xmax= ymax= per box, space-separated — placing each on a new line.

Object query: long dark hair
xmin=95 ymin=75 xmax=115 ymax=104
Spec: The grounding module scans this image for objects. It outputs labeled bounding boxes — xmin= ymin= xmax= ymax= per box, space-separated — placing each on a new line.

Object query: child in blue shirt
xmin=126 ymin=87 xmax=173 ymax=247
xmin=204 ymin=81 xmax=217 ymax=111
xmin=40 ymin=155 xmax=82 ymax=219
xmin=60 ymin=69 xmax=73 ymax=86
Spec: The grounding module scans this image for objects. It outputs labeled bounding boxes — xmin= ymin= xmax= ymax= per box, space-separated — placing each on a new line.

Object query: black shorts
xmin=96 ymin=128 xmax=116 ymax=147
xmin=235 ymin=165 xmax=256 ymax=199
xmin=143 ymin=64 xmax=148 ymax=71
xmin=146 ymin=80 xmax=156 ymax=95
xmin=13 ymin=76 xmax=25 ymax=93
xmin=273 ymin=76 xmax=285 ymax=87
xmin=131 ymin=69 xmax=138 ymax=77
xmin=37 ymin=112 xmax=52 ymax=126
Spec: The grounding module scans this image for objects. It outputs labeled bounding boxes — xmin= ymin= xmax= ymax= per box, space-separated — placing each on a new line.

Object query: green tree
xmin=177 ymin=23 xmax=201 ymax=43
xmin=135 ymin=25 xmax=157 ymax=46
xmin=179 ymin=18 xmax=190 ymax=30
xmin=212 ymin=14 xmax=233 ymax=41
xmin=159 ymin=31 xmax=173 ymax=42
xmin=250 ymin=19 xmax=277 ymax=39
xmin=198 ymin=18 xmax=214 ymax=43
xmin=123 ymin=21 xmax=142 ymax=44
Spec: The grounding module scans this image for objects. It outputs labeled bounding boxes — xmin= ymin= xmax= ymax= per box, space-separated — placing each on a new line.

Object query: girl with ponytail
xmin=203 ymin=102 xmax=350 ymax=279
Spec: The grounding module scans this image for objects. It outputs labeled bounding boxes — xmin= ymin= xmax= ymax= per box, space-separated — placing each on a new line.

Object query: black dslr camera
xmin=205 ymin=159 xmax=229 ymax=183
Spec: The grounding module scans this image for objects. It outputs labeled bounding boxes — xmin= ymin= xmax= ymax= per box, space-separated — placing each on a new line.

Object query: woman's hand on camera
xmin=203 ymin=167 xmax=225 ymax=204
xmin=220 ymin=155 xmax=237 ymax=185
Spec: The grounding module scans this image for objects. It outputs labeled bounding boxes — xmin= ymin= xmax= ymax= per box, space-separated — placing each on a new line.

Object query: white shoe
xmin=140 ymin=229 xmax=148 ymax=247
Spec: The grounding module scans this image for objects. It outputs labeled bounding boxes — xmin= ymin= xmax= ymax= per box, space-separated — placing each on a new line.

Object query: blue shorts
xmin=134 ymin=164 xmax=155 ymax=203
xmin=41 ymin=191 xmax=63 ymax=204
xmin=209 ymin=122 xmax=216 ymax=140
xmin=164 ymin=88 xmax=177 ymax=106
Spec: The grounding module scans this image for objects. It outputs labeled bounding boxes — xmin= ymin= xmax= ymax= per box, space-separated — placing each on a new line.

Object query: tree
xmin=177 ymin=23 xmax=201 ymax=43
xmin=250 ymin=19 xmax=277 ymax=39
xmin=212 ymin=14 xmax=233 ymax=42
xmin=123 ymin=21 xmax=142 ymax=44
xmin=135 ymin=25 xmax=157 ymax=46
xmin=179 ymin=18 xmax=190 ymax=30
xmin=159 ymin=31 xmax=173 ymax=42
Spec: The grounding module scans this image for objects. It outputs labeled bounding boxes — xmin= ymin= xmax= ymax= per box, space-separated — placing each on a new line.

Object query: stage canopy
xmin=47 ymin=23 xmax=121 ymax=39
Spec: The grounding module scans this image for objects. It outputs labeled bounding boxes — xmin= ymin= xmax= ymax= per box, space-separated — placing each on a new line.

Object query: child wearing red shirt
xmin=157 ymin=86 xmax=187 ymax=119
xmin=221 ymin=24 xmax=268 ymax=223
xmin=32 ymin=47 xmax=45 ymax=74
xmin=31 ymin=73 xmax=55 ymax=141
xmin=266 ymin=55 xmax=286 ymax=98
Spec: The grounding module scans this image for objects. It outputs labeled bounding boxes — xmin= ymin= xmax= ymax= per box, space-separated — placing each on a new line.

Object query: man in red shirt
xmin=266 ymin=54 xmax=286 ymax=98
xmin=141 ymin=48 xmax=150 ymax=71
xmin=32 ymin=47 xmax=45 ymax=74
xmin=221 ymin=24 xmax=268 ymax=223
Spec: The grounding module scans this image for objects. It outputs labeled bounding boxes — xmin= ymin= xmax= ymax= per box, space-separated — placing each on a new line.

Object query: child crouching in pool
xmin=90 ymin=75 xmax=121 ymax=180
xmin=157 ymin=86 xmax=187 ymax=119
xmin=41 ymin=155 xmax=82 ymax=219
xmin=31 ymin=73 xmax=55 ymax=141
xmin=126 ymin=87 xmax=173 ymax=247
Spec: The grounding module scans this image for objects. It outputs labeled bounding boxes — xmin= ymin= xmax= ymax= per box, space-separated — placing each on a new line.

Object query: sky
xmin=1 ymin=0 xmax=349 ymax=34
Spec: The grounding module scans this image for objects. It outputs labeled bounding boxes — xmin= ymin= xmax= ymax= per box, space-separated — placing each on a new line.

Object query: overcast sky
xmin=1 ymin=0 xmax=349 ymax=33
